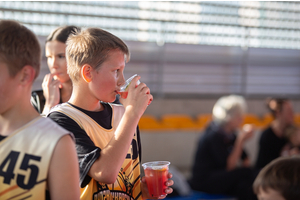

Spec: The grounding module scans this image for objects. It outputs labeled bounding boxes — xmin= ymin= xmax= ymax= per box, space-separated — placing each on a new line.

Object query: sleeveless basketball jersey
xmin=50 ymin=103 xmax=142 ymax=200
xmin=0 ymin=116 xmax=71 ymax=200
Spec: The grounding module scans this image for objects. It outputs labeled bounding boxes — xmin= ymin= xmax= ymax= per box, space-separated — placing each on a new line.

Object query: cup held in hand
xmin=142 ymin=161 xmax=170 ymax=198
xmin=119 ymin=74 xmax=152 ymax=105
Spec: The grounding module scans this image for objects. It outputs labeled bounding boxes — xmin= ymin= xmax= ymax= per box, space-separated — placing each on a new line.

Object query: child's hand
xmin=120 ymin=75 xmax=153 ymax=117
xmin=141 ymin=172 xmax=173 ymax=200
xmin=42 ymin=73 xmax=61 ymax=114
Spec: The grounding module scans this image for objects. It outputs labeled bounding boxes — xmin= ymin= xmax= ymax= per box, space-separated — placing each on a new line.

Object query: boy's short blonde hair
xmin=0 ymin=20 xmax=41 ymax=79
xmin=253 ymin=156 xmax=300 ymax=200
xmin=66 ymin=28 xmax=130 ymax=83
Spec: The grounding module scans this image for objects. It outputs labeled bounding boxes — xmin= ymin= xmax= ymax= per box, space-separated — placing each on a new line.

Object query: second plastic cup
xmin=142 ymin=161 xmax=170 ymax=198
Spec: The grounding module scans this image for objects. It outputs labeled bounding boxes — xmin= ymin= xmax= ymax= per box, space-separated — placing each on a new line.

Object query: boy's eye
xmin=58 ymin=55 xmax=65 ymax=59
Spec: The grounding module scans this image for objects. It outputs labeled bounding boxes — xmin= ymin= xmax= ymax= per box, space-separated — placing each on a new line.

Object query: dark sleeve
xmin=208 ymin=133 xmax=229 ymax=168
xmin=47 ymin=111 xmax=101 ymax=188
xmin=31 ymin=90 xmax=45 ymax=114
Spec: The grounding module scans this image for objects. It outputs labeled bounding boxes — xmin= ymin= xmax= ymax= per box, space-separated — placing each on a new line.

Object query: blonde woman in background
xmin=190 ymin=95 xmax=257 ymax=200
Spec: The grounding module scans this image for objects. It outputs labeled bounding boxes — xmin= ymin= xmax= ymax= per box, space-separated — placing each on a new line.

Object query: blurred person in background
xmin=189 ymin=94 xmax=257 ymax=200
xmin=31 ymin=25 xmax=80 ymax=115
xmin=255 ymin=98 xmax=294 ymax=170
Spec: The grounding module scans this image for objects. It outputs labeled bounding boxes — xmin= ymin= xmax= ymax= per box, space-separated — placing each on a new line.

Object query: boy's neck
xmin=68 ymin=93 xmax=104 ymax=112
xmin=0 ymin=100 xmax=39 ymax=136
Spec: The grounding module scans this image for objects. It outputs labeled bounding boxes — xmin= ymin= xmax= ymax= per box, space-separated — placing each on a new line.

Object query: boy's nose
xmin=118 ymin=75 xmax=126 ymax=86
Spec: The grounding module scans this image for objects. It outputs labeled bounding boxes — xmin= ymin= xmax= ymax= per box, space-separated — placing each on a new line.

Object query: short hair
xmin=46 ymin=25 xmax=80 ymax=44
xmin=212 ymin=95 xmax=247 ymax=125
xmin=266 ymin=98 xmax=289 ymax=118
xmin=66 ymin=27 xmax=130 ymax=83
xmin=0 ymin=20 xmax=41 ymax=79
xmin=253 ymin=156 xmax=300 ymax=200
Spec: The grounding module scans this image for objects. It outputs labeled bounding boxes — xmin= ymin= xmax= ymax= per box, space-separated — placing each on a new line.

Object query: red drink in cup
xmin=142 ymin=161 xmax=170 ymax=198
xmin=118 ymin=91 xmax=128 ymax=99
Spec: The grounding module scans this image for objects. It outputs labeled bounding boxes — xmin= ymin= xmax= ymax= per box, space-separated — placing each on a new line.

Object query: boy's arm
xmin=89 ymin=107 xmax=140 ymax=183
xmin=47 ymin=135 xmax=80 ymax=200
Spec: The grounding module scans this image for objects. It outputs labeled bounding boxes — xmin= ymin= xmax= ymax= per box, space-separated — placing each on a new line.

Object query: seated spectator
xmin=189 ymin=95 xmax=257 ymax=200
xmin=253 ymin=156 xmax=300 ymax=200
xmin=255 ymin=98 xmax=294 ymax=170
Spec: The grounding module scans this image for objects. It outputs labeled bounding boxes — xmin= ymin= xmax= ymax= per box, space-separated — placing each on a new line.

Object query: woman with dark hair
xmin=255 ymin=98 xmax=294 ymax=170
xmin=31 ymin=26 xmax=80 ymax=115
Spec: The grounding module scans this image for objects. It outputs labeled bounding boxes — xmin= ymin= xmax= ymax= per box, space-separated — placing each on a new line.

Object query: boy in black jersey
xmin=48 ymin=27 xmax=173 ymax=200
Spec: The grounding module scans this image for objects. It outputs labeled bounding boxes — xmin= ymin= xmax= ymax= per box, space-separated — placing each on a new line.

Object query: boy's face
xmin=0 ymin=61 xmax=19 ymax=115
xmin=257 ymin=188 xmax=285 ymax=200
xmin=89 ymin=48 xmax=126 ymax=103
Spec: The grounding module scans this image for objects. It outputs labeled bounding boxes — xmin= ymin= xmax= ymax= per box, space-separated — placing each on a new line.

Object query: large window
xmin=1 ymin=1 xmax=300 ymax=98
xmin=1 ymin=1 xmax=300 ymax=49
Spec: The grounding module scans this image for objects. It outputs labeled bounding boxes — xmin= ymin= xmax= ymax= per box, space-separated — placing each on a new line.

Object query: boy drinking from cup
xmin=47 ymin=27 xmax=173 ymax=200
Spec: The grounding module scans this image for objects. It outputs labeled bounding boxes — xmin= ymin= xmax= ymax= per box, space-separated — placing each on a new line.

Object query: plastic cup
xmin=142 ymin=161 xmax=170 ymax=198
xmin=118 ymin=74 xmax=140 ymax=99
xmin=118 ymin=74 xmax=152 ymax=105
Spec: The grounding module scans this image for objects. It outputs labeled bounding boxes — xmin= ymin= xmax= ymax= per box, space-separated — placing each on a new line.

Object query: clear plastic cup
xmin=118 ymin=74 xmax=152 ymax=105
xmin=118 ymin=74 xmax=140 ymax=99
xmin=142 ymin=161 xmax=170 ymax=198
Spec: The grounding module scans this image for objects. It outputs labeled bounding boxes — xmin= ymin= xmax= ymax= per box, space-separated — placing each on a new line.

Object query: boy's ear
xmin=81 ymin=64 xmax=92 ymax=83
xmin=19 ymin=65 xmax=35 ymax=85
